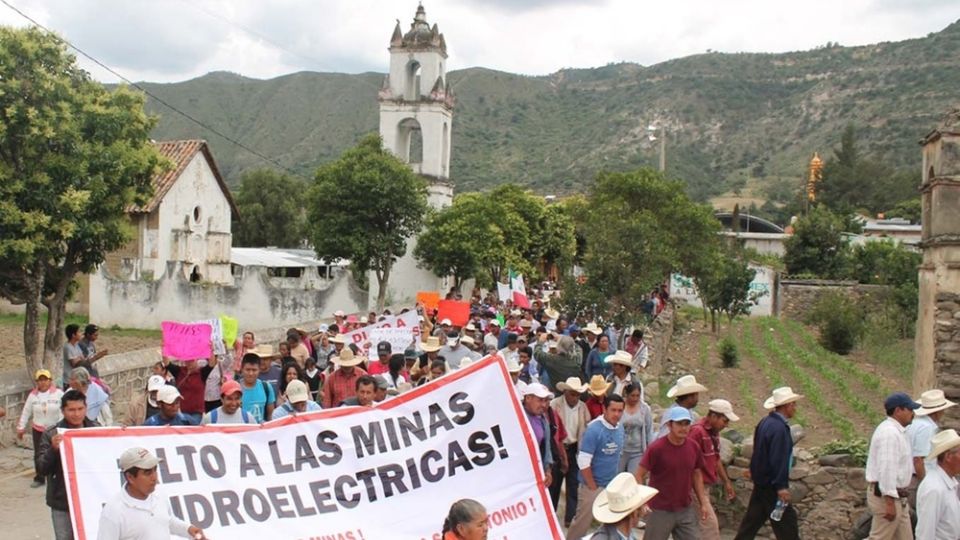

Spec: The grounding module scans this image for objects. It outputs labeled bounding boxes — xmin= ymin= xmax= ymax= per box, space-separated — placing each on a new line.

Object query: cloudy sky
xmin=1 ymin=0 xmax=958 ymax=83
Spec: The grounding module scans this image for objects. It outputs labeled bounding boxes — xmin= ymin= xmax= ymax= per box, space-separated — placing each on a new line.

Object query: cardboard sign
xmin=497 ymin=282 xmax=512 ymax=302
xmin=191 ymin=318 xmax=225 ymax=356
xmin=416 ymin=291 xmax=441 ymax=311
xmin=219 ymin=315 xmax=239 ymax=348
xmin=341 ymin=310 xmax=421 ymax=357
xmin=61 ymin=356 xmax=562 ymax=539
xmin=367 ymin=327 xmax=415 ymax=356
xmin=437 ymin=299 xmax=471 ymax=327
xmin=161 ymin=321 xmax=212 ymax=360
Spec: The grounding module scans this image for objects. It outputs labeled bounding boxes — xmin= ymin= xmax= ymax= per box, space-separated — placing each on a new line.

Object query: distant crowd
xmin=12 ymin=282 xmax=960 ymax=539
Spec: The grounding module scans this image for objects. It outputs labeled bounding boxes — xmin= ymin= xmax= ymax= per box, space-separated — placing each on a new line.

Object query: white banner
xmin=341 ymin=310 xmax=421 ymax=356
xmin=61 ymin=356 xmax=561 ymax=539
xmin=367 ymin=327 xmax=415 ymax=357
xmin=497 ymin=282 xmax=512 ymax=302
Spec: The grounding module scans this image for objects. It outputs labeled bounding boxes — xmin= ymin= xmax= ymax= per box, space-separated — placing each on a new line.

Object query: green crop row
xmin=781 ymin=318 xmax=889 ymax=395
xmin=736 ymin=319 xmax=806 ymax=426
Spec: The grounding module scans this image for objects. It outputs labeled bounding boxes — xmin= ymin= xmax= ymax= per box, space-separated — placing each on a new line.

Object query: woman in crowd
xmin=277 ymin=362 xmax=307 ymax=408
xmin=618 ymin=382 xmax=654 ymax=474
xmin=584 ymin=334 xmax=613 ymax=380
xmin=441 ymin=499 xmax=489 ymax=540
xmin=385 ymin=354 xmax=406 ymax=389
xmin=234 ymin=331 xmax=257 ymax=358
xmin=17 ymin=369 xmax=63 ymax=488
xmin=417 ymin=359 xmax=447 ymax=387
xmin=304 ymin=357 xmax=323 ymax=402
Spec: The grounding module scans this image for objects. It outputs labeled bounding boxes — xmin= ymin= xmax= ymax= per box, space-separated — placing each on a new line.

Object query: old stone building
xmin=915 ymin=109 xmax=960 ymax=425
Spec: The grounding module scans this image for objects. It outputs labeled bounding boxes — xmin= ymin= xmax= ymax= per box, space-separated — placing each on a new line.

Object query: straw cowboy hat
xmin=582 ymin=322 xmax=603 ymax=335
xmin=332 ymin=347 xmax=364 ymax=367
xmin=422 ymin=336 xmax=442 ymax=353
xmin=329 ymin=334 xmax=349 ymax=344
xmin=708 ymin=399 xmax=740 ymax=422
xmin=592 ymin=472 xmax=659 ymax=524
xmin=605 ymin=350 xmax=634 ymax=369
xmin=916 ymin=389 xmax=957 ymax=416
xmin=587 ymin=375 xmax=612 ymax=397
xmin=251 ymin=344 xmax=277 ymax=358
xmin=763 ymin=386 xmax=804 ymax=410
xmin=927 ymin=429 xmax=960 ymax=460
xmin=666 ymin=375 xmax=708 ymax=398
xmin=543 ymin=307 xmax=560 ymax=320
xmin=557 ymin=376 xmax=588 ymax=394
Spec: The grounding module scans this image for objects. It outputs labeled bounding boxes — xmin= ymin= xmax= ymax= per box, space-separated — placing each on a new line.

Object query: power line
xmin=0 ymin=0 xmax=313 ymax=182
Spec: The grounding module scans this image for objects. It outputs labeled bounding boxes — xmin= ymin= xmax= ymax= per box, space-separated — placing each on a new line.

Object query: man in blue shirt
xmin=734 ymin=386 xmax=803 ymax=540
xmin=271 ymin=380 xmax=322 ymax=420
xmin=566 ymin=394 xmax=625 ymax=540
xmin=143 ymin=386 xmax=198 ymax=426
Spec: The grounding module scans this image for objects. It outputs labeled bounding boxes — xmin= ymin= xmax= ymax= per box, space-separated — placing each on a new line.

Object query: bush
xmin=818 ymin=438 xmax=868 ymax=466
xmin=719 ymin=336 xmax=739 ymax=368
xmin=807 ymin=291 xmax=866 ymax=355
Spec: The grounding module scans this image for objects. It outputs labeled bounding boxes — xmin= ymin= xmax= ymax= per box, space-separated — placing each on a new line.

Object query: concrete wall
xmin=776 ymin=280 xmax=889 ymax=321
xmin=89 ymin=261 xmax=368 ymax=330
xmin=669 ymin=264 xmax=777 ymax=317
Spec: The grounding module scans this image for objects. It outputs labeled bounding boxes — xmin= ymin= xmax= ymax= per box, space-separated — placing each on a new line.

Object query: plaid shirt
xmin=321 ymin=367 xmax=367 ymax=408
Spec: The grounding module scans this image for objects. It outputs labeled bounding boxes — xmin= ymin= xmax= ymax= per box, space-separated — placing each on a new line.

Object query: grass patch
xmin=0 ymin=313 xmax=161 ymax=338
xmin=0 ymin=312 xmax=88 ymax=327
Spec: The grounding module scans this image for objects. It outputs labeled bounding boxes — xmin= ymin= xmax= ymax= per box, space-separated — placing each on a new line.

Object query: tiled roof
xmin=129 ymin=140 xmax=239 ymax=218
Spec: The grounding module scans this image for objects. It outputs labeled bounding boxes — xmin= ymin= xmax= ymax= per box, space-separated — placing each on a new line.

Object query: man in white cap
xmin=521 ymin=383 xmax=557 ymax=489
xmin=636 ymin=406 xmax=710 ymax=540
xmin=915 ymin=429 xmax=960 ymax=540
xmin=550 ymin=377 xmax=591 ymax=527
xmin=271 ymin=380 xmax=322 ymax=420
xmin=906 ymin=389 xmax=956 ymax=483
xmin=589 ymin=472 xmax=659 ymax=540
xmin=566 ymin=394 xmax=626 ymax=540
xmin=865 ymin=392 xmax=922 ymax=540
xmin=439 ymin=332 xmax=476 ymax=370
xmin=97 ymin=447 xmax=208 ymax=540
xmin=688 ymin=399 xmax=740 ymax=540
xmin=734 ymin=387 xmax=803 ymax=540
xmin=483 ymin=319 xmax=501 ymax=353
xmin=658 ymin=374 xmax=707 ymax=437
xmin=143 ymin=386 xmax=197 ymax=426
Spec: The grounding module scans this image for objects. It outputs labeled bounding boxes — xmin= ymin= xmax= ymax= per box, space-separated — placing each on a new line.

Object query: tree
xmin=414 ymin=193 xmax=505 ymax=289
xmin=783 ymin=206 xmax=851 ymax=277
xmin=307 ymin=134 xmax=427 ymax=310
xmin=563 ymin=168 xmax=719 ymax=323
xmin=232 ymin=169 xmax=307 ymax=247
xmin=0 ymin=27 xmax=164 ymax=378
xmin=693 ymin=246 xmax=758 ymax=332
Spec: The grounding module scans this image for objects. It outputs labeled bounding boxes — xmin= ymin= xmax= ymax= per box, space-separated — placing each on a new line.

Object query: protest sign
xmin=437 ymin=299 xmax=470 ymax=327
xmin=220 ymin=315 xmax=239 ymax=348
xmin=416 ymin=291 xmax=440 ymax=311
xmin=341 ymin=310 xmax=421 ymax=357
xmin=497 ymin=282 xmax=512 ymax=302
xmin=61 ymin=356 xmax=562 ymax=539
xmin=367 ymin=327 xmax=415 ymax=356
xmin=191 ymin=318 xmax=226 ymax=356
xmin=161 ymin=321 xmax=212 ymax=360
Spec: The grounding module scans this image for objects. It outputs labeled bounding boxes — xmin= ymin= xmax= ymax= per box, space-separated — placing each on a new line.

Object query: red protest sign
xmin=437 ymin=299 xmax=470 ymax=327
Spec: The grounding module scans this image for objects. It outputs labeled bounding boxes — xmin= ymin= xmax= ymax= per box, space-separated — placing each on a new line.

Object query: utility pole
xmin=658 ymin=127 xmax=666 ymax=172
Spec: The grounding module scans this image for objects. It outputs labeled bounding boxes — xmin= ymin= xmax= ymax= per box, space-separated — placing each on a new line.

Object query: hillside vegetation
xmin=142 ymin=20 xmax=960 ymax=202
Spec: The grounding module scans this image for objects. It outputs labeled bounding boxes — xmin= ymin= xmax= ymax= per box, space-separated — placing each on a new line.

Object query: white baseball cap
xmin=119 ymin=447 xmax=160 ymax=471
xmin=440 ymin=318 xmax=453 ymax=326
xmin=708 ymin=399 xmax=740 ymax=422
xmin=522 ymin=382 xmax=553 ymax=399
xmin=156 ymin=385 xmax=181 ymax=405
xmin=285 ymin=380 xmax=309 ymax=404
xmin=146 ymin=375 xmax=166 ymax=392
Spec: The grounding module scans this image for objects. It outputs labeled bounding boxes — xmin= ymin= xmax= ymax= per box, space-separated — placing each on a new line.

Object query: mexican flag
xmin=510 ymin=271 xmax=530 ymax=309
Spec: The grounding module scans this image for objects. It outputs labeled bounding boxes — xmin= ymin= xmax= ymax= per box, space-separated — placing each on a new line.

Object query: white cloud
xmin=0 ymin=0 xmax=956 ymax=82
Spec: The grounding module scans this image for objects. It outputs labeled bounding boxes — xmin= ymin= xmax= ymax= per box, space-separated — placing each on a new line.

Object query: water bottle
xmin=770 ymin=499 xmax=786 ymax=522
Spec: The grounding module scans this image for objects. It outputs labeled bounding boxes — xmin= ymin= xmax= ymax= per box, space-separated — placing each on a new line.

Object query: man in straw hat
xmin=864 ymin=392 xmax=921 ymax=540
xmin=636 ymin=407 xmax=709 ymax=540
xmin=915 ymin=429 xmax=960 ymax=539
xmin=97 ymin=447 xmax=208 ymax=540
xmin=604 ymin=351 xmax=641 ymax=397
xmin=565 ymin=394 xmax=626 ymax=540
xmin=658 ymin=374 xmax=708 ymax=437
xmin=734 ymin=386 xmax=803 ymax=540
xmin=589 ymin=472 xmax=659 ymax=540
xmin=906 ymin=389 xmax=956 ymax=483
xmin=551 ymin=377 xmax=592 ymax=527
xmin=584 ymin=374 xmax=612 ymax=420
xmin=321 ymin=347 xmax=368 ymax=409
xmin=688 ymin=399 xmax=740 ymax=540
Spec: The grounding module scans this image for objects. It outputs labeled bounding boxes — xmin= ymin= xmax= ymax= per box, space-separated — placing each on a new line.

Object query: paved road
xmin=0 ymin=446 xmax=50 ymax=539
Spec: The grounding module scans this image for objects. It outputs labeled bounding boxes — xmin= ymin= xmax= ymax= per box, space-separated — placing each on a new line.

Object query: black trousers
xmin=549 ymin=442 xmax=579 ymax=524
xmin=734 ymin=484 xmax=800 ymax=540
xmin=31 ymin=429 xmax=43 ymax=483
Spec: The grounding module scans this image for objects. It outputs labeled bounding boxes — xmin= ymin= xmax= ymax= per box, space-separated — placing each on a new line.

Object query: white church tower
xmin=375 ymin=4 xmax=455 ymax=304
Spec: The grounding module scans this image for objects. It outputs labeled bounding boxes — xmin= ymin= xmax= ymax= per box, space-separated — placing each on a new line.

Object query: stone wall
xmin=933 ymin=291 xmax=960 ymax=425
xmin=777 ymin=279 xmax=890 ymax=321
xmin=717 ymin=445 xmax=868 ymax=539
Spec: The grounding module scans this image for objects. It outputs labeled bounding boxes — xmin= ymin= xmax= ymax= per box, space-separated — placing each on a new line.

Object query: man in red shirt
xmin=636 ymin=406 xmax=710 ymax=540
xmin=321 ymin=348 xmax=368 ymax=408
xmin=367 ymin=341 xmax=392 ymax=376
xmin=687 ymin=399 xmax=740 ymax=540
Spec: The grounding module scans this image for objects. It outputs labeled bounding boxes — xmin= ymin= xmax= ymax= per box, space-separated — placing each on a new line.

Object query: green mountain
xmin=142 ymin=20 xmax=960 ymax=202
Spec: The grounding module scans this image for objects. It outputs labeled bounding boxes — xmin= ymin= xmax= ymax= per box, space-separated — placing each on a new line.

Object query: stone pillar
xmin=915 ymin=109 xmax=960 ymax=425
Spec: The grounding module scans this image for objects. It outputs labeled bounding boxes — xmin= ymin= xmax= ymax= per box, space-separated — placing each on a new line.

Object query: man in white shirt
xmin=905 ymin=389 xmax=956 ymax=506
xmin=97 ymin=447 xmax=207 ymax=540
xmin=864 ymin=392 xmax=921 ymax=540
xmin=916 ymin=429 xmax=960 ymax=540
xmin=201 ymin=380 xmax=255 ymax=425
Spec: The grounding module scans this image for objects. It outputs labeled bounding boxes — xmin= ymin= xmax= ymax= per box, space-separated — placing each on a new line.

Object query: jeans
xmin=31 ymin=429 xmax=44 ymax=483
xmin=51 ymin=508 xmax=74 ymax=540
xmin=549 ymin=443 xmax=579 ymax=524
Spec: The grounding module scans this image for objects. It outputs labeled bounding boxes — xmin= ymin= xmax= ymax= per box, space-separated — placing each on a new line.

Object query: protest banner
xmin=497 ymin=282 xmax=512 ymax=303
xmin=61 ymin=356 xmax=562 ymax=539
xmin=161 ymin=321 xmax=212 ymax=360
xmin=416 ymin=291 xmax=440 ymax=311
xmin=220 ymin=315 xmax=239 ymax=348
xmin=341 ymin=310 xmax=421 ymax=357
xmin=192 ymin=318 xmax=226 ymax=356
xmin=437 ymin=299 xmax=470 ymax=327
xmin=367 ymin=327 xmax=415 ymax=356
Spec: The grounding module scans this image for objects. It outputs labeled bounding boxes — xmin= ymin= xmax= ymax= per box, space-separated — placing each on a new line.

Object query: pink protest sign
xmin=161 ymin=321 xmax=212 ymax=360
